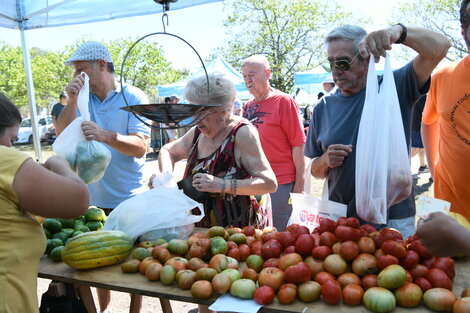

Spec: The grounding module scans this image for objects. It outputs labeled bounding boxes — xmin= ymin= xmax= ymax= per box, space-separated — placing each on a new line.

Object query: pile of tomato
xmin=120 ymin=217 xmax=470 ymax=313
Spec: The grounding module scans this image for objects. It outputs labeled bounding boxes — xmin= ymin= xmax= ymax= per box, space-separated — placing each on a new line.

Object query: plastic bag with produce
xmin=53 ymin=72 xmax=111 ymax=184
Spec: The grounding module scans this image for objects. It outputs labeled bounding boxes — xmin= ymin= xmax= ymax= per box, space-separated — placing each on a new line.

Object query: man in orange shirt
xmin=422 ymin=0 xmax=470 ymax=221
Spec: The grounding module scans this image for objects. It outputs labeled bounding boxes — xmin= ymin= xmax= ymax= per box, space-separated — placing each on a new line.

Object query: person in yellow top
xmin=422 ymin=0 xmax=470 ymax=221
xmin=0 ymin=92 xmax=89 ymax=313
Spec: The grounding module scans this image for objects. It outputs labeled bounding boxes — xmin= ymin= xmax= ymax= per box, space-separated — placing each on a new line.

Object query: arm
xmin=416 ymin=212 xmax=470 ymax=257
xmin=192 ymin=125 xmax=277 ymax=196
xmin=157 ymin=128 xmax=195 ymax=174
xmin=80 ymin=121 xmax=148 ymax=158
xmin=311 ymin=144 xmax=353 ymax=179
xmin=359 ymin=25 xmax=451 ymax=89
xmin=421 ymin=122 xmax=439 ymax=179
xmin=292 ymin=145 xmax=306 ymax=193
xmin=13 ymin=156 xmax=89 ymax=219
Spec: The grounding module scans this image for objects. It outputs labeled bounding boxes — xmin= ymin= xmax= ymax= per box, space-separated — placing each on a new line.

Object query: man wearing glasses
xmin=304 ymin=24 xmax=450 ymax=238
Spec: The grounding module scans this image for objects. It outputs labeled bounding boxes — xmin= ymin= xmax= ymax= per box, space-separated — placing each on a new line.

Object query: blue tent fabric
xmin=158 ymin=54 xmax=250 ymax=99
xmin=0 ymin=0 xmax=223 ymax=30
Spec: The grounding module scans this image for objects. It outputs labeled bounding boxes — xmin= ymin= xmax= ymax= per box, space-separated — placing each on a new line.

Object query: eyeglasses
xmin=327 ymin=53 xmax=359 ymax=72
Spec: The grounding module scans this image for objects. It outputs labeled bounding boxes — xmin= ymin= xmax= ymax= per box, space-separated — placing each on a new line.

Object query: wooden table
xmin=38 ymin=255 xmax=469 ymax=313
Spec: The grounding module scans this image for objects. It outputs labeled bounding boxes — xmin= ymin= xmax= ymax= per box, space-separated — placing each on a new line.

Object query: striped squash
xmin=62 ymin=230 xmax=133 ymax=269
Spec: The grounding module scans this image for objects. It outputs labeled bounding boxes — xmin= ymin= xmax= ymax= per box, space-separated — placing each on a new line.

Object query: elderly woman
xmin=154 ymin=73 xmax=277 ymax=229
xmin=0 ymin=92 xmax=89 ymax=313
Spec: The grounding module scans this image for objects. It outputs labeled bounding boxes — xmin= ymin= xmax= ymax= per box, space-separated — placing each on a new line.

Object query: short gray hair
xmin=184 ymin=73 xmax=236 ymax=111
xmin=325 ymin=25 xmax=367 ymax=59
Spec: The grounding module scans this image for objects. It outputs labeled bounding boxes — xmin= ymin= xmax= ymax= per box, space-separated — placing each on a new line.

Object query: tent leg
xmin=20 ymin=26 xmax=42 ymax=163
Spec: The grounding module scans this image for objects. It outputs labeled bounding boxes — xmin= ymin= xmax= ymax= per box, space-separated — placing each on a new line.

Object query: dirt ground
xmin=16 ymin=143 xmax=432 ymax=313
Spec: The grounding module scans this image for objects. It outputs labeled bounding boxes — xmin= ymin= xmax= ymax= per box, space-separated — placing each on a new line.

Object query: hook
xmin=162 ymin=13 xmax=169 ymax=33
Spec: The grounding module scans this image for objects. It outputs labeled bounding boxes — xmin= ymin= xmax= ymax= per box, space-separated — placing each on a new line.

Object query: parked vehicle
xmin=14 ymin=116 xmax=53 ymax=144
xmin=45 ymin=129 xmax=57 ymax=145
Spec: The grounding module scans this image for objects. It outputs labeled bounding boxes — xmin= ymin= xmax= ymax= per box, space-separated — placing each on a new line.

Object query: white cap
xmin=323 ymin=76 xmax=334 ymax=84
xmin=65 ymin=41 xmax=113 ymax=66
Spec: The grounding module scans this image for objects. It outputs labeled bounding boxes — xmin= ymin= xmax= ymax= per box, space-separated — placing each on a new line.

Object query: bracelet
xmin=221 ymin=179 xmax=226 ymax=197
xmin=232 ymin=178 xmax=237 ymax=197
xmin=394 ymin=23 xmax=407 ymax=44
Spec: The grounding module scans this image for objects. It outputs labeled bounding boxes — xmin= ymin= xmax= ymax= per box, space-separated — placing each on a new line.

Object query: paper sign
xmin=209 ymin=293 xmax=263 ymax=313
xmin=416 ymin=196 xmax=451 ymax=219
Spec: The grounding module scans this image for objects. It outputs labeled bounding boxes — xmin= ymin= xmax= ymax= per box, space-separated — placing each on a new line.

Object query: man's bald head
xmin=243 ymin=54 xmax=270 ymax=70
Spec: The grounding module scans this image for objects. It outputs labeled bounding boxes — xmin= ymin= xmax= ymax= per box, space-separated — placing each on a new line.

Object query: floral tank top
xmin=184 ymin=121 xmax=270 ymax=228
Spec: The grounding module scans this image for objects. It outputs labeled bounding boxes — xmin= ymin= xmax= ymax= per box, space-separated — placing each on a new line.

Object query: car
xmin=45 ymin=129 xmax=57 ymax=145
xmin=15 ymin=116 xmax=53 ymax=144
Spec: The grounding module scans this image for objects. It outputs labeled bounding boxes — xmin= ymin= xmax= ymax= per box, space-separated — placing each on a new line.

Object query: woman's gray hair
xmin=184 ymin=73 xmax=236 ymax=111
xmin=325 ymin=25 xmax=367 ymax=60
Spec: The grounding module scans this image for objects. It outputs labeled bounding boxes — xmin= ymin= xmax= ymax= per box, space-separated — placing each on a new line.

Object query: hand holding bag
xmin=288 ymin=159 xmax=347 ymax=232
xmin=103 ymin=172 xmax=205 ymax=242
xmin=52 ymin=73 xmax=111 ymax=184
xmin=355 ymin=54 xmax=412 ymax=224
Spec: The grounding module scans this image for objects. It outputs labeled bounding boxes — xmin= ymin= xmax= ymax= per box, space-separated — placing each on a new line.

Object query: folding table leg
xmin=159 ymin=298 xmax=173 ymax=313
xmin=76 ymin=285 xmax=97 ymax=313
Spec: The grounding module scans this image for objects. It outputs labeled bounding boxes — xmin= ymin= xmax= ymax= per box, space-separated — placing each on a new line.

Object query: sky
xmin=0 ymin=0 xmax=399 ymax=71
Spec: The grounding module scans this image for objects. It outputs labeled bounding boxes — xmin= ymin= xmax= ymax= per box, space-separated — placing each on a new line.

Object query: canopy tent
xmin=158 ymin=54 xmax=250 ymax=100
xmin=294 ymin=67 xmax=331 ymax=96
xmin=0 ymin=0 xmax=222 ymax=161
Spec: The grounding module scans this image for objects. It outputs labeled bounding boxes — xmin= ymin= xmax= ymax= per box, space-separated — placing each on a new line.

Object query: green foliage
xmin=219 ymin=0 xmax=352 ymax=93
xmin=393 ymin=0 xmax=465 ymax=61
xmin=0 ymin=38 xmax=182 ymax=112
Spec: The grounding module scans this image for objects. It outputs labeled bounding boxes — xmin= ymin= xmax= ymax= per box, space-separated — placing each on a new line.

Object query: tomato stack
xmin=120 ymin=218 xmax=470 ymax=313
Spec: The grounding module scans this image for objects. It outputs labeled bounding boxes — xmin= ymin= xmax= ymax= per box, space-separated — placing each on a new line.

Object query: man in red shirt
xmin=243 ymin=54 xmax=306 ymax=231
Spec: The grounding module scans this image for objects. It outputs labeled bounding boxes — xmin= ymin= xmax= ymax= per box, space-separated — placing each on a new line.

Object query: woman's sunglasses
xmin=327 ymin=53 xmax=359 ymax=72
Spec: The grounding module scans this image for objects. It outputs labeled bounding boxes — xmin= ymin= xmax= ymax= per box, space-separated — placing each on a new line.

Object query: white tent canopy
xmin=0 ymin=0 xmax=222 ymax=161
xmin=294 ymin=67 xmax=331 ymax=96
xmin=158 ymin=54 xmax=250 ymax=100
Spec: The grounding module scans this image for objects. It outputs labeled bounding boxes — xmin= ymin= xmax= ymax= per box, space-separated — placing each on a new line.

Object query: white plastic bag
xmin=103 ymin=172 xmax=205 ymax=242
xmin=288 ymin=159 xmax=347 ymax=232
xmin=53 ymin=73 xmax=111 ymax=184
xmin=355 ymin=54 xmax=412 ymax=224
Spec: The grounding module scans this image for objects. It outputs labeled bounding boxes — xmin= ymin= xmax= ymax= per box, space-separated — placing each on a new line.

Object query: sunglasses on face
xmin=328 ymin=53 xmax=359 ymax=72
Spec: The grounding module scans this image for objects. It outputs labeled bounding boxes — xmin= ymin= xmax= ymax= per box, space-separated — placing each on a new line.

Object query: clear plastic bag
xmin=103 ymin=172 xmax=205 ymax=242
xmin=53 ymin=73 xmax=111 ymax=184
xmin=355 ymin=55 xmax=412 ymax=224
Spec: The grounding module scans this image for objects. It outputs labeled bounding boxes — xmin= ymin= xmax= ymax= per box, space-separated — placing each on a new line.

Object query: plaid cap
xmin=65 ymin=41 xmax=113 ymax=66
xmin=170 ymin=95 xmax=180 ymax=101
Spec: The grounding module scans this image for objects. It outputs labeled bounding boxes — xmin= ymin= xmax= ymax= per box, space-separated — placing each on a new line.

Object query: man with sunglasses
xmin=304 ymin=24 xmax=450 ymax=238
xmin=421 ymin=0 xmax=470 ymax=222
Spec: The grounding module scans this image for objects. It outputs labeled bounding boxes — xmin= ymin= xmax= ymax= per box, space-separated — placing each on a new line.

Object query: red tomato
xmin=339 ymin=241 xmax=360 ymax=261
xmin=322 ymin=279 xmax=342 ymax=305
xmin=314 ymin=271 xmax=336 ymax=285
xmin=254 ymin=286 xmax=275 ymax=305
xmin=410 ymin=264 xmax=428 ymax=281
xmin=304 ymin=256 xmax=325 ymax=279
xmin=250 ymin=241 xmax=263 ymax=256
xmin=351 ymin=253 xmax=378 ymax=277
xmin=425 ymin=268 xmax=452 ymax=290
xmin=361 ymin=224 xmax=377 ymax=234
xmin=394 ymin=283 xmax=423 ymax=307
xmin=277 ymin=284 xmax=297 ymax=304
xmin=358 ymin=237 xmax=376 ymax=254
xmin=337 ymin=272 xmax=361 ymax=289
xmin=318 ymin=218 xmax=337 ymax=233
xmin=238 ymin=244 xmax=250 ymax=261
xmin=241 ymin=268 xmax=258 ymax=281
xmin=295 ymin=234 xmax=316 ymax=256
xmin=361 ymin=274 xmax=378 ymax=290
xmin=335 ymin=225 xmax=361 ymax=242
xmin=408 ymin=240 xmax=433 ymax=259
xmin=277 ymin=231 xmax=297 ymax=249
xmin=319 ymin=231 xmax=337 ymax=247
xmin=342 ymin=283 xmax=364 ymax=306
xmin=432 ymin=257 xmax=456 ymax=281
xmin=345 ymin=217 xmax=361 ymax=229
xmin=380 ymin=240 xmax=407 ymax=259
xmin=312 ymin=245 xmax=332 ymax=260
xmin=377 ymin=254 xmax=399 ymax=270
xmin=399 ymin=250 xmax=420 ymax=270
xmin=415 ymin=277 xmax=432 ymax=293
xmin=261 ymin=239 xmax=283 ymax=259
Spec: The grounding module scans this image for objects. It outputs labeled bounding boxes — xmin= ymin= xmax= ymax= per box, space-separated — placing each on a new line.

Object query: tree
xmin=219 ymin=0 xmax=352 ymax=93
xmin=393 ymin=0 xmax=465 ymax=62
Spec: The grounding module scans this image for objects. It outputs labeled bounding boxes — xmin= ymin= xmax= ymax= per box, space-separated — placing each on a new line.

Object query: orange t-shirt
xmin=422 ymin=56 xmax=470 ymax=220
